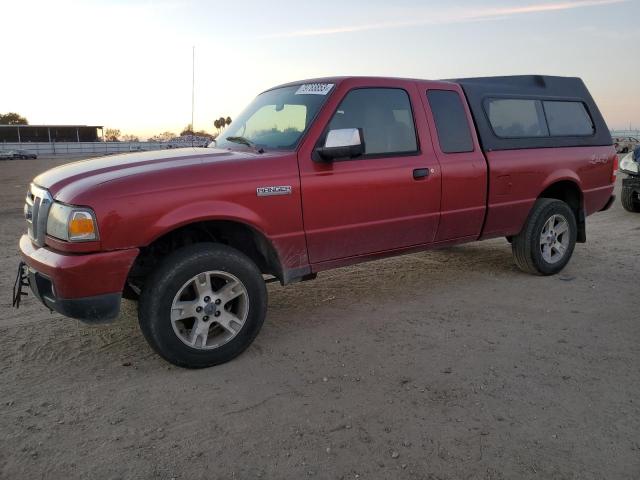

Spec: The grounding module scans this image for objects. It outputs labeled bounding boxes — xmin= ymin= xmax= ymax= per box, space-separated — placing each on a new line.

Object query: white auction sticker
xmin=295 ymin=83 xmax=334 ymax=95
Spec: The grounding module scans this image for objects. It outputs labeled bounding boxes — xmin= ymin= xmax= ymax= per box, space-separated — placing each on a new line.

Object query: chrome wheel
xmin=170 ymin=271 xmax=249 ymax=350
xmin=539 ymin=214 xmax=570 ymax=264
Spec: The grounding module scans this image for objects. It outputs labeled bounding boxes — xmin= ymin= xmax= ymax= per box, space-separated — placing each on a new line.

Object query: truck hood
xmin=34 ymin=147 xmax=258 ymax=197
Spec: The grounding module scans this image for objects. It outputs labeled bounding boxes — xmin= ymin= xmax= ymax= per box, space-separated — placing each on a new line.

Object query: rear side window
xmin=327 ymin=88 xmax=418 ymax=156
xmin=485 ymin=99 xmax=549 ymax=138
xmin=543 ymin=101 xmax=594 ymax=136
xmin=427 ymin=90 xmax=474 ymax=153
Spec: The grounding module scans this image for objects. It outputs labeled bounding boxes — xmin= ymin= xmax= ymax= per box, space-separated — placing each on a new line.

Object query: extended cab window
xmin=215 ymin=84 xmax=331 ymax=150
xmin=485 ymin=99 xmax=549 ymax=138
xmin=327 ymin=88 xmax=417 ymax=156
xmin=427 ymin=90 xmax=474 ymax=153
xmin=543 ymin=101 xmax=594 ymax=136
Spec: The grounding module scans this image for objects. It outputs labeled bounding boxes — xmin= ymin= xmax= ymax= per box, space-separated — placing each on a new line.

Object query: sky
xmin=1 ymin=0 xmax=639 ymax=139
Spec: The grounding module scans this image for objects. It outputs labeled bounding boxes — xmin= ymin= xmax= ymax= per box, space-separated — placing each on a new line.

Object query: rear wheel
xmin=138 ymin=243 xmax=267 ymax=368
xmin=621 ymin=185 xmax=640 ymax=212
xmin=512 ymin=199 xmax=577 ymax=275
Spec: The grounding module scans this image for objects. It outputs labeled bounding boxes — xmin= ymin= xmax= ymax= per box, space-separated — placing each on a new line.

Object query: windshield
xmin=213 ymin=84 xmax=333 ymax=151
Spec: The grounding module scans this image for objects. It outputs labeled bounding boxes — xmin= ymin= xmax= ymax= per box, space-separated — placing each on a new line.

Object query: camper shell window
xmin=484 ymin=98 xmax=595 ymax=139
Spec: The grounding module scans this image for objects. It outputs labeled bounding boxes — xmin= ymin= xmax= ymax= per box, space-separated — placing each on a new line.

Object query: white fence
xmin=0 ymin=141 xmax=206 ymax=156
xmin=611 ymin=130 xmax=640 ymax=138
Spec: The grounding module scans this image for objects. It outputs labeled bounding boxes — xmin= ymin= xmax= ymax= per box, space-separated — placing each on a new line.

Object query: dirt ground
xmin=0 ymin=156 xmax=638 ymax=480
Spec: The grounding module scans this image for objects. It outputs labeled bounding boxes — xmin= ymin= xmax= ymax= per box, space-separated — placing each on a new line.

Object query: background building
xmin=0 ymin=124 xmax=174 ymax=156
xmin=0 ymin=125 xmax=102 ymax=143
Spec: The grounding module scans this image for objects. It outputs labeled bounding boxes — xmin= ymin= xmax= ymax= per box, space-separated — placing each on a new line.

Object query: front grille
xmin=25 ymin=184 xmax=53 ymax=248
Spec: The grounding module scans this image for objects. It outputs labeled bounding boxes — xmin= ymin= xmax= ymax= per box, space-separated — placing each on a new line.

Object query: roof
xmin=265 ymin=75 xmax=453 ymax=93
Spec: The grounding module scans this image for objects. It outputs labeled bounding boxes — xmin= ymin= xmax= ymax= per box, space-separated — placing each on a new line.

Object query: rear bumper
xmin=19 ymin=234 xmax=138 ymax=322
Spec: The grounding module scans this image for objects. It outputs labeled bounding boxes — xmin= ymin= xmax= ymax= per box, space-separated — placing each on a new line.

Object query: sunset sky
xmin=2 ymin=0 xmax=639 ymax=138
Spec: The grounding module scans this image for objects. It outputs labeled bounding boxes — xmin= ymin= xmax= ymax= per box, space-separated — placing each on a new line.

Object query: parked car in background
xmin=613 ymin=136 xmax=640 ymax=154
xmin=14 ymin=75 xmax=617 ymax=368
xmin=0 ymin=149 xmax=37 ymax=160
xmin=620 ymin=146 xmax=640 ymax=212
xmin=12 ymin=149 xmax=38 ymax=159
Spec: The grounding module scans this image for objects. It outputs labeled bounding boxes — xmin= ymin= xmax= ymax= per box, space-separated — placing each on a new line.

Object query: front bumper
xmin=19 ymin=235 xmax=138 ymax=323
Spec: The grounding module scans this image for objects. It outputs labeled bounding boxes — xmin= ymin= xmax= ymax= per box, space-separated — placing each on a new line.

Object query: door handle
xmin=413 ymin=168 xmax=429 ymax=179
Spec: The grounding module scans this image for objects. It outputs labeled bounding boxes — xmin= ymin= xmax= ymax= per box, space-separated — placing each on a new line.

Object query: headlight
xmin=619 ymin=152 xmax=639 ymax=174
xmin=46 ymin=202 xmax=98 ymax=241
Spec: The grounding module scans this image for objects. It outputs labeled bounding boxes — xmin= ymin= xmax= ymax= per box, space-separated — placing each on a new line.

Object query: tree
xmin=194 ymin=130 xmax=214 ymax=140
xmin=104 ymin=128 xmax=121 ymax=142
xmin=121 ymin=134 xmax=139 ymax=142
xmin=214 ymin=116 xmax=232 ymax=135
xmin=148 ymin=131 xmax=176 ymax=142
xmin=0 ymin=112 xmax=28 ymax=125
xmin=180 ymin=124 xmax=194 ymax=136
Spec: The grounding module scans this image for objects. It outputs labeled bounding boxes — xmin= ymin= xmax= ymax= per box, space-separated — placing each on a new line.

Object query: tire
xmin=138 ymin=243 xmax=267 ymax=368
xmin=621 ymin=186 xmax=640 ymax=213
xmin=512 ymin=198 xmax=577 ymax=276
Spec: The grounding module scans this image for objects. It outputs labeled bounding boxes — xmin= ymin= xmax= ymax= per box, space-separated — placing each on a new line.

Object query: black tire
xmin=512 ymin=198 xmax=577 ymax=276
xmin=138 ymin=243 xmax=267 ymax=368
xmin=621 ymin=186 xmax=640 ymax=213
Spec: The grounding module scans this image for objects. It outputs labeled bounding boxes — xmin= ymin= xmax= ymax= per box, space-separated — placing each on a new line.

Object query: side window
xmin=485 ymin=99 xmax=549 ymax=138
xmin=327 ymin=88 xmax=417 ymax=156
xmin=543 ymin=101 xmax=594 ymax=136
xmin=427 ymin=90 xmax=474 ymax=153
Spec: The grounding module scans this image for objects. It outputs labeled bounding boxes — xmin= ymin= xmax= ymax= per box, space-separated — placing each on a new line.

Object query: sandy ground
xmin=0 ymin=156 xmax=638 ymax=479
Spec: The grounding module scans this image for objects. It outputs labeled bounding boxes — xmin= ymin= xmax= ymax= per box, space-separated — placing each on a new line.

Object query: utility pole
xmin=191 ymin=45 xmax=195 ymax=147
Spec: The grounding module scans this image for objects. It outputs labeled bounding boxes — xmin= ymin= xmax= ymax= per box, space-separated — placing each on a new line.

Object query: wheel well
xmin=127 ymin=221 xmax=283 ymax=291
xmin=539 ymin=180 xmax=586 ymax=242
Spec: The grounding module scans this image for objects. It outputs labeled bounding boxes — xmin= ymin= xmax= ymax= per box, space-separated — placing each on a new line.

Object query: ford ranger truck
xmin=13 ymin=75 xmax=617 ymax=368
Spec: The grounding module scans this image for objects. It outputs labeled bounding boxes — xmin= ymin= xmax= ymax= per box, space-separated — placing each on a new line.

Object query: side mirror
xmin=315 ymin=128 xmax=365 ymax=161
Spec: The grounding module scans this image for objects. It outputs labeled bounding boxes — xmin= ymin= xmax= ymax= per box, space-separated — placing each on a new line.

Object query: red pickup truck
xmin=14 ymin=75 xmax=617 ymax=368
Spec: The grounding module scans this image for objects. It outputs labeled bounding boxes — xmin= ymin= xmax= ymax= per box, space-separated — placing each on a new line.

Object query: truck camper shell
xmin=450 ymin=75 xmax=612 ymax=151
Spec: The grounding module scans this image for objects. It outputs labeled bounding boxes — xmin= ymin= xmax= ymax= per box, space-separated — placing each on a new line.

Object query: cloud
xmin=262 ymin=0 xmax=627 ymax=39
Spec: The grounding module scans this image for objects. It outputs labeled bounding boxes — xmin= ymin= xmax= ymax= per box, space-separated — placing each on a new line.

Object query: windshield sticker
xmin=295 ymin=83 xmax=334 ymax=95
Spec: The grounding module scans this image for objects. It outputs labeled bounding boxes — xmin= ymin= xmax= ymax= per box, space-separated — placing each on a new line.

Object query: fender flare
xmin=146 ymin=199 xmax=271 ymax=246
xmin=142 ymin=200 xmax=288 ymax=275
xmin=538 ymin=169 xmax=583 ymax=195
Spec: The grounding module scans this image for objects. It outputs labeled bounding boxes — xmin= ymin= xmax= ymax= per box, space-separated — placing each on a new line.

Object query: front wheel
xmin=138 ymin=243 xmax=267 ymax=368
xmin=512 ymin=198 xmax=577 ymax=275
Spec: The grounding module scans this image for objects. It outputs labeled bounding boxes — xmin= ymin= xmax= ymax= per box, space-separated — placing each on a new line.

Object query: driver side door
xmin=298 ymin=82 xmax=441 ymax=265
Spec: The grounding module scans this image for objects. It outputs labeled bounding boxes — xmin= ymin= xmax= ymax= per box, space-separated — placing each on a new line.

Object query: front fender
xmin=146 ymin=199 xmax=271 ymax=246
